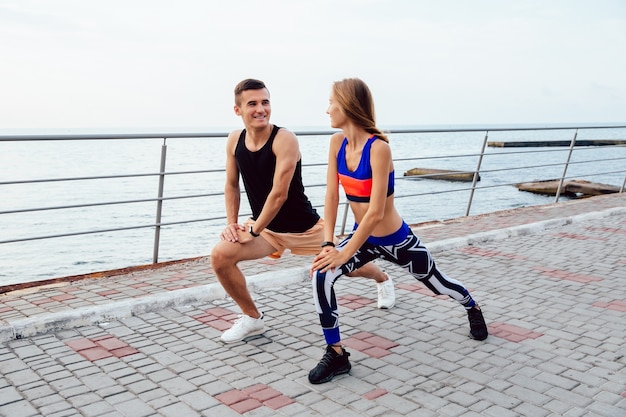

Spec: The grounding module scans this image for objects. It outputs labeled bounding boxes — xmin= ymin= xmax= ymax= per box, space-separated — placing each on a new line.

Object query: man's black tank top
xmin=235 ymin=125 xmax=319 ymax=233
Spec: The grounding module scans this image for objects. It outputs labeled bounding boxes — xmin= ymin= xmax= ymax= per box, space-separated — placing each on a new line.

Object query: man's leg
xmin=346 ymin=262 xmax=385 ymax=281
xmin=210 ymin=237 xmax=277 ymax=342
xmin=347 ymin=262 xmax=396 ymax=309
xmin=267 ymin=219 xmax=395 ymax=308
xmin=211 ymin=237 xmax=276 ymax=317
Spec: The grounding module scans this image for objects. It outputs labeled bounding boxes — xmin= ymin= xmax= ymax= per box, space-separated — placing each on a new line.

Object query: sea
xmin=1 ymin=125 xmax=625 ymax=287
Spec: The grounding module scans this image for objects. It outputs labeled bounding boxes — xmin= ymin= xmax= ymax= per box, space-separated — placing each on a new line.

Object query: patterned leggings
xmin=312 ymin=229 xmax=476 ymax=345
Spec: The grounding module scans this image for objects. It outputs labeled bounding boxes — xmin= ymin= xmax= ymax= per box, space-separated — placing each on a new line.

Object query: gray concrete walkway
xmin=1 ymin=193 xmax=625 ymax=416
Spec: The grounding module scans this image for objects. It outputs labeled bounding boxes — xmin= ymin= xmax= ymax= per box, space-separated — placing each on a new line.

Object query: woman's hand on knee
xmin=312 ymin=247 xmax=344 ymax=273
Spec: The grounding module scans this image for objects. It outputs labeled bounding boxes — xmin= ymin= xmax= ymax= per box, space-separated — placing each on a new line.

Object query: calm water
xmin=1 ymin=126 xmax=625 ymax=286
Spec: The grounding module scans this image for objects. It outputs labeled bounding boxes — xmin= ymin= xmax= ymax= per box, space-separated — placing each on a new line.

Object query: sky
xmin=1 ymin=0 xmax=625 ymax=132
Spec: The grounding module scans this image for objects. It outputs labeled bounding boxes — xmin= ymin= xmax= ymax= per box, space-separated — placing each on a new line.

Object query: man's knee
xmin=345 ymin=265 xmax=373 ymax=278
xmin=210 ymin=242 xmax=237 ymax=272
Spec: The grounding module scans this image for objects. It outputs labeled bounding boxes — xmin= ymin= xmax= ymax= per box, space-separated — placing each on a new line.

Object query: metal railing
xmin=1 ymin=124 xmax=625 ymax=275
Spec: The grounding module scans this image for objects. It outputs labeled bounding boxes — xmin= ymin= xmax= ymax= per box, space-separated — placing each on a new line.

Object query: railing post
xmin=340 ymin=202 xmax=350 ymax=236
xmin=620 ymin=173 xmax=626 ymax=193
xmin=465 ymin=131 xmax=489 ymax=216
xmin=555 ymin=129 xmax=578 ymax=202
xmin=153 ymin=138 xmax=167 ymax=263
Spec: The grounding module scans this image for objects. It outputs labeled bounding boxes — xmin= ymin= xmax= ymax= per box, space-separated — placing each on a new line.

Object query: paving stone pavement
xmin=1 ymin=193 xmax=625 ymax=416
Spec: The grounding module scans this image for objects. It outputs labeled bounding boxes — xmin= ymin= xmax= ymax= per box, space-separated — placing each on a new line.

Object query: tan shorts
xmin=244 ymin=218 xmax=326 ymax=257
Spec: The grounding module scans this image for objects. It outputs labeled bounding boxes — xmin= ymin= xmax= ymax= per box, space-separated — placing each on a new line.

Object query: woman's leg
xmin=309 ymin=240 xmax=380 ymax=384
xmin=312 ymin=238 xmax=380 ymax=344
xmin=378 ymin=233 xmax=475 ymax=309
xmin=312 ymin=267 xmax=344 ymax=345
xmin=377 ymin=231 xmax=488 ymax=339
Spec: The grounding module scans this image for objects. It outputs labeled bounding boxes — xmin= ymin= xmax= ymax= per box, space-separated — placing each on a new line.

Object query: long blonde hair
xmin=332 ymin=78 xmax=389 ymax=143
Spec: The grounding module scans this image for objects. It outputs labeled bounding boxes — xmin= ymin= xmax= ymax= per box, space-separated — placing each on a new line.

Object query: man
xmin=211 ymin=78 xmax=395 ymax=343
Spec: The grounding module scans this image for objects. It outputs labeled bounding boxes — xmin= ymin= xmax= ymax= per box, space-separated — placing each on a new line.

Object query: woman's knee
xmin=312 ymin=269 xmax=337 ymax=296
xmin=311 ymin=269 xmax=325 ymax=286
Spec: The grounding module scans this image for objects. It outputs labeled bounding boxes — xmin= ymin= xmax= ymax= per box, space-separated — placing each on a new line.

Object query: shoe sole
xmin=377 ymin=302 xmax=395 ymax=309
xmin=308 ymin=365 xmax=351 ymax=384
xmin=220 ymin=328 xmax=265 ymax=344
xmin=468 ymin=332 xmax=488 ymax=341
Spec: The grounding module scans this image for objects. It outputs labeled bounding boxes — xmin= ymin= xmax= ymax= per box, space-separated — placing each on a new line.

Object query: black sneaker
xmin=468 ymin=306 xmax=488 ymax=341
xmin=308 ymin=345 xmax=351 ymax=384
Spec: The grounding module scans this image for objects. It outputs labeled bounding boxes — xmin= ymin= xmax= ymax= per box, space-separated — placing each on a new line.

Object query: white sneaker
xmin=377 ymin=274 xmax=395 ymax=309
xmin=220 ymin=313 xmax=265 ymax=343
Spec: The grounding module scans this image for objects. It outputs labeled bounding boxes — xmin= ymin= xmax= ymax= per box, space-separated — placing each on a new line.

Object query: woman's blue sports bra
xmin=337 ymin=136 xmax=394 ymax=202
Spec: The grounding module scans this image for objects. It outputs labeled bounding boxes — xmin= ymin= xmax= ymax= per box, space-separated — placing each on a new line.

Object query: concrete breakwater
xmin=403 ymin=167 xmax=479 ymax=182
xmin=516 ymin=179 xmax=622 ymax=197
xmin=488 ymin=139 xmax=626 ymax=147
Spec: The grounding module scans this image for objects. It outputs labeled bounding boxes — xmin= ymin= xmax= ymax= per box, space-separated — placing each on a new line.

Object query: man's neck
xmin=245 ymin=123 xmax=273 ymax=143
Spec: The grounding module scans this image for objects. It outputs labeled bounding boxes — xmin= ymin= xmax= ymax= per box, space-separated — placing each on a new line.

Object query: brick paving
xmin=0 ymin=193 xmax=625 ymax=416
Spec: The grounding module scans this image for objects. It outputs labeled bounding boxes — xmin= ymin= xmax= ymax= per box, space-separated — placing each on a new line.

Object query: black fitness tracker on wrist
xmin=249 ymin=226 xmax=260 ymax=237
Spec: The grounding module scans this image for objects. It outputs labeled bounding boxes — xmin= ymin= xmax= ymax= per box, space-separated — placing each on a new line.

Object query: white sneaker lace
xmin=378 ymin=277 xmax=391 ymax=295
xmin=378 ymin=283 xmax=387 ymax=297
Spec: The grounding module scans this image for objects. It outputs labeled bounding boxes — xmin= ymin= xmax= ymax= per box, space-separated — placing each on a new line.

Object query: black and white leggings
xmin=312 ymin=229 xmax=476 ymax=345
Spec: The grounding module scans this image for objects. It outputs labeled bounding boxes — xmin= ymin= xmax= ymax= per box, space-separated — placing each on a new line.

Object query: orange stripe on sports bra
xmin=338 ymin=174 xmax=372 ymax=198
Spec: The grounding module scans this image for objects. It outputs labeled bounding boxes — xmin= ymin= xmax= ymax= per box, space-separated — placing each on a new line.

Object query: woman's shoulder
xmin=329 ymin=132 xmax=345 ymax=148
xmin=330 ymin=131 xmax=345 ymax=141
xmin=371 ymin=135 xmax=390 ymax=149
xmin=370 ymin=136 xmax=392 ymax=160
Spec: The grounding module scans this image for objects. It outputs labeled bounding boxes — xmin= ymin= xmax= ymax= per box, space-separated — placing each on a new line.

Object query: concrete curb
xmin=427 ymin=206 xmax=626 ymax=253
xmin=0 ymin=268 xmax=310 ymax=343
xmin=2 ymin=206 xmax=623 ymax=342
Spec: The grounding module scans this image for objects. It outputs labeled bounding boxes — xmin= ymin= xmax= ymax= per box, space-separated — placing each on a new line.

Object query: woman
xmin=308 ymin=78 xmax=488 ymax=385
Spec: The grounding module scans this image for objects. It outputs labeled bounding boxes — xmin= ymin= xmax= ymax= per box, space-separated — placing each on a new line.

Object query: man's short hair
xmin=234 ymin=79 xmax=268 ymax=106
